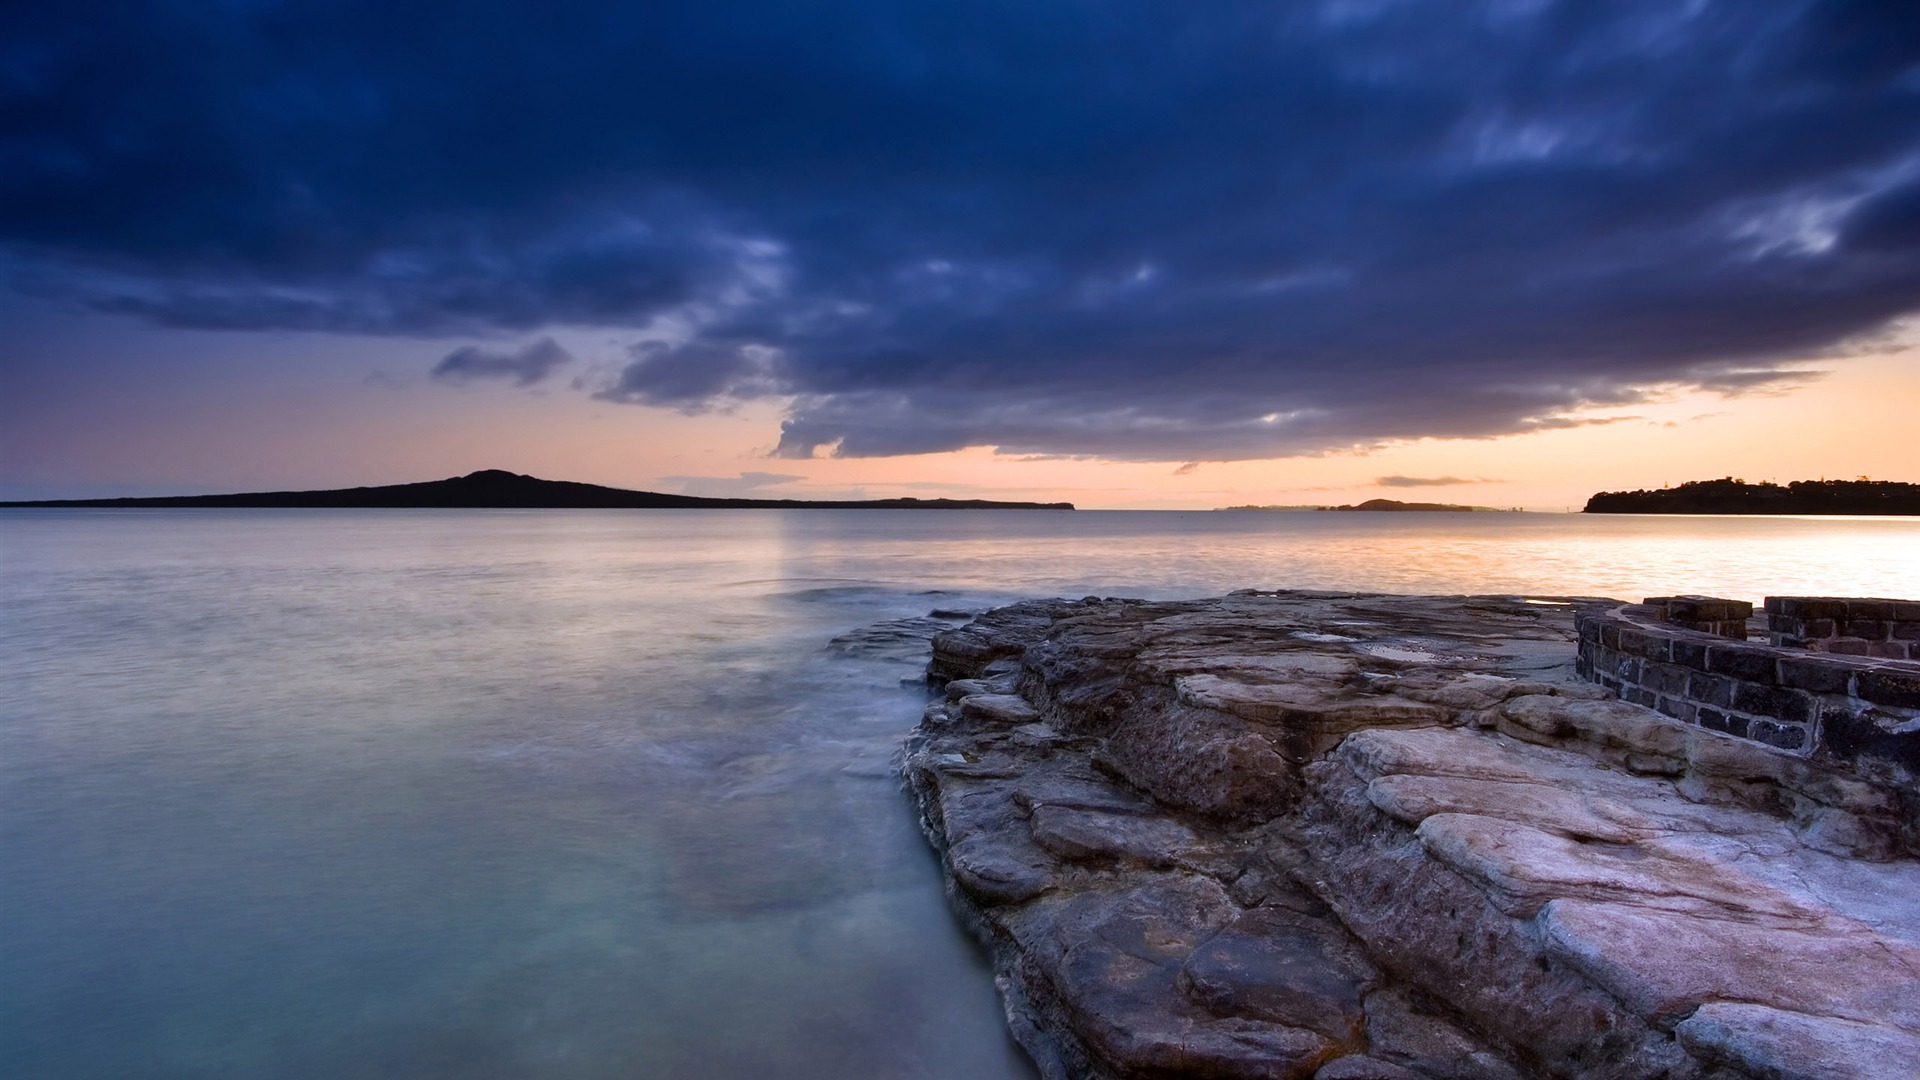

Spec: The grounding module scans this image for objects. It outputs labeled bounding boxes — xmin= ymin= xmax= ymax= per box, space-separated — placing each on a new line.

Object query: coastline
xmin=905 ymin=591 xmax=1920 ymax=1079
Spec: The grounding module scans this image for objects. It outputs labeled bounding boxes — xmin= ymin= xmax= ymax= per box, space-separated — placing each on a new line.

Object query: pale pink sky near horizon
xmin=4 ymin=297 xmax=1914 ymax=510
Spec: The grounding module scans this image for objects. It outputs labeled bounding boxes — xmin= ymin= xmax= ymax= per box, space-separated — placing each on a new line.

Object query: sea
xmin=4 ymin=508 xmax=1917 ymax=1080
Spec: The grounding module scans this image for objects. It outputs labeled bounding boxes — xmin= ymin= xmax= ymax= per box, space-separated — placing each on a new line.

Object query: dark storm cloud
xmin=592 ymin=340 xmax=784 ymax=410
xmin=431 ymin=337 xmax=573 ymax=386
xmin=4 ymin=0 xmax=1918 ymax=459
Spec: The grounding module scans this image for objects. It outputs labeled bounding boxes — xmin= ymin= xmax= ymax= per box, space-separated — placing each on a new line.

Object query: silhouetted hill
xmin=0 ymin=470 xmax=1077 ymax=510
xmin=1584 ymin=478 xmax=1920 ymax=515
xmin=1323 ymin=498 xmax=1495 ymax=512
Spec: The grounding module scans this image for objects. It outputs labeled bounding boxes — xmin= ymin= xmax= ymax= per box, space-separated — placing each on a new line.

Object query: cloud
xmin=658 ymin=471 xmax=804 ymax=498
xmin=1684 ymin=365 xmax=1828 ymax=397
xmin=1375 ymin=475 xmax=1499 ymax=488
xmin=4 ymin=0 xmax=1919 ymax=460
xmin=431 ymin=338 xmax=573 ymax=386
xmin=592 ymin=340 xmax=784 ymax=411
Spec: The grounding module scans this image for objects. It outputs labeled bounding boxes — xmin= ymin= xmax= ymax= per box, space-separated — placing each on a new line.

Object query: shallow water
xmin=3 ymin=508 xmax=1917 ymax=1079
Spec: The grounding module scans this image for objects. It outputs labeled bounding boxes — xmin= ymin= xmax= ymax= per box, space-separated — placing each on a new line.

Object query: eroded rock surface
xmin=902 ymin=592 xmax=1920 ymax=1080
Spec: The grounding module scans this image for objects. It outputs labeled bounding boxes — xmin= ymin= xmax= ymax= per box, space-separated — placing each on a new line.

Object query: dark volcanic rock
xmin=904 ymin=591 xmax=1920 ymax=1080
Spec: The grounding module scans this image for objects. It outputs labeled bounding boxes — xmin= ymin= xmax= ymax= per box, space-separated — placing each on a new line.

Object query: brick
xmin=1730 ymin=682 xmax=1811 ymax=724
xmin=1891 ymin=621 xmax=1920 ymax=642
xmin=1643 ymin=662 xmax=1690 ymax=695
xmin=1661 ymin=596 xmax=1750 ymax=622
xmin=1656 ymin=697 xmax=1698 ymax=723
xmin=1848 ymin=599 xmax=1896 ymax=619
xmin=1625 ymin=686 xmax=1656 ymax=708
xmin=1893 ymin=601 xmax=1920 ymax=621
xmin=1748 ymin=720 xmax=1808 ymax=751
xmin=1770 ymin=634 xmax=1808 ymax=649
xmin=1771 ymin=598 xmax=1849 ymax=620
xmin=1843 ymin=619 xmax=1889 ymax=641
xmin=1600 ymin=623 xmax=1621 ymax=649
xmin=1697 ymin=708 xmax=1749 ymax=738
xmin=1798 ymin=618 xmax=1836 ymax=639
xmin=1872 ymin=642 xmax=1910 ymax=660
xmin=1705 ymin=644 xmax=1777 ymax=683
xmin=1669 ymin=639 xmax=1708 ymax=669
xmin=1618 ymin=628 xmax=1650 ymax=656
xmin=1777 ymin=655 xmax=1853 ymax=695
xmin=1686 ymin=671 xmax=1735 ymax=707
xmin=1823 ymin=640 xmax=1872 ymax=656
xmin=1855 ymin=668 xmax=1920 ymax=710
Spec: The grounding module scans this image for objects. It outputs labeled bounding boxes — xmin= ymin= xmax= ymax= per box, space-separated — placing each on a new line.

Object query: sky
xmin=2 ymin=0 xmax=1917 ymax=509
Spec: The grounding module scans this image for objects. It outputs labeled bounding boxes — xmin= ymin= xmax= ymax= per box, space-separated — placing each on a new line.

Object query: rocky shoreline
xmin=902 ymin=591 xmax=1920 ymax=1080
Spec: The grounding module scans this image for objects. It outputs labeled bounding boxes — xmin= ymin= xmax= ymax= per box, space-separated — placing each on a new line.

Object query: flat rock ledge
xmin=902 ymin=591 xmax=1920 ymax=1080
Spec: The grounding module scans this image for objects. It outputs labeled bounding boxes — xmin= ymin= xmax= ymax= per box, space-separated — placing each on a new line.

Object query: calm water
xmin=3 ymin=509 xmax=1917 ymax=1080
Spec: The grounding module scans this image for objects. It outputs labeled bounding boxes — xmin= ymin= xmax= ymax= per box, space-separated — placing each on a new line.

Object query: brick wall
xmin=1575 ymin=598 xmax=1920 ymax=787
xmin=1766 ymin=597 xmax=1920 ymax=661
xmin=1642 ymin=595 xmax=1753 ymax=639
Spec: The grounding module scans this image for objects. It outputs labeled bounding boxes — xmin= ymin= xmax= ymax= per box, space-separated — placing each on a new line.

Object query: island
xmin=0 ymin=469 xmax=1076 ymax=510
xmin=1322 ymin=498 xmax=1507 ymax=512
xmin=1218 ymin=499 xmax=1511 ymax=512
xmin=907 ymin=590 xmax=1920 ymax=1079
xmin=1585 ymin=478 xmax=1920 ymax=515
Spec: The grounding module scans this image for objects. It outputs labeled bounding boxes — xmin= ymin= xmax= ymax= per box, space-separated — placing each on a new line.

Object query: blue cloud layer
xmin=4 ymin=0 xmax=1916 ymax=459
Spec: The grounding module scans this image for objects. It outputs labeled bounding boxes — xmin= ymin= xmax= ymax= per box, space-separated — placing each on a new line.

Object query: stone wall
xmin=1575 ymin=597 xmax=1920 ymax=788
xmin=1766 ymin=596 xmax=1920 ymax=660
xmin=1643 ymin=594 xmax=1753 ymax=639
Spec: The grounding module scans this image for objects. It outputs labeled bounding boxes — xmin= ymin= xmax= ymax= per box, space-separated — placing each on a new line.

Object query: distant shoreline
xmin=1584 ymin=478 xmax=1920 ymax=515
xmin=1217 ymin=498 xmax=1518 ymax=512
xmin=0 ymin=469 xmax=1077 ymax=511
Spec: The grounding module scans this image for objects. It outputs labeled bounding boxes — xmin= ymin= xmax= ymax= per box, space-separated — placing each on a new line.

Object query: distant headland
xmin=1218 ymin=498 xmax=1515 ymax=512
xmin=0 ymin=470 xmax=1077 ymax=510
xmin=1584 ymin=478 xmax=1920 ymax=515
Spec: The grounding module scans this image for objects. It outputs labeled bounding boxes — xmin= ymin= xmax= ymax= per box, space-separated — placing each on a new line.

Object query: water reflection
xmin=2 ymin=508 xmax=1916 ymax=1080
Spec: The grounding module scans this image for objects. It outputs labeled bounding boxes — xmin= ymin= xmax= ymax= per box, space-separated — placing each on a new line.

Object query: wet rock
xmin=961 ymin=693 xmax=1043 ymax=725
xmin=1012 ymin=722 xmax=1069 ymax=749
xmin=948 ymin=832 xmax=1057 ymax=904
xmin=945 ymin=676 xmax=1013 ymax=701
xmin=1539 ymin=899 xmax=1920 ymax=1030
xmin=1028 ymin=804 xmax=1198 ymax=866
xmin=1180 ymin=906 xmax=1374 ymax=1043
xmin=1676 ymin=1003 xmax=1920 ymax=1080
xmin=904 ymin=592 xmax=1920 ymax=1080
xmin=1358 ymin=989 xmax=1528 ymax=1080
xmin=1312 ymin=1055 xmax=1426 ymax=1080
xmin=1036 ymin=880 xmax=1339 ymax=1080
